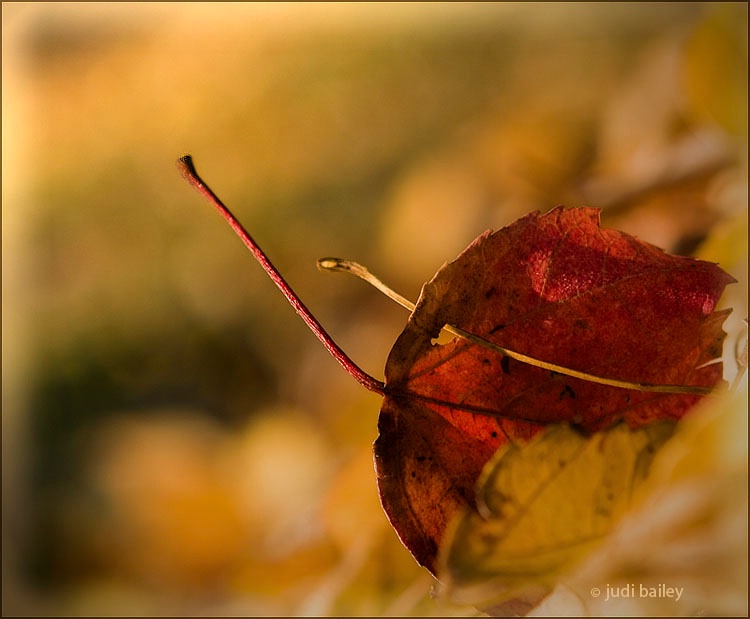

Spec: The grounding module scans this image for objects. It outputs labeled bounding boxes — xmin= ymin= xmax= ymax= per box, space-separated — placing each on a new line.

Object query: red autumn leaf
xmin=374 ymin=206 xmax=734 ymax=575
xmin=179 ymin=158 xmax=735 ymax=588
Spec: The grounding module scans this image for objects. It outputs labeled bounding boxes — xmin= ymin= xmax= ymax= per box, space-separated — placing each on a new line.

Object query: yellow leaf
xmin=695 ymin=210 xmax=748 ymax=274
xmin=683 ymin=3 xmax=748 ymax=136
xmin=538 ymin=377 xmax=748 ymax=617
xmin=437 ymin=422 xmax=675 ymax=613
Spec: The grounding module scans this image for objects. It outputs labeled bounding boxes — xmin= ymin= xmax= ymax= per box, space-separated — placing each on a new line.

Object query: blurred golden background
xmin=3 ymin=3 xmax=747 ymax=616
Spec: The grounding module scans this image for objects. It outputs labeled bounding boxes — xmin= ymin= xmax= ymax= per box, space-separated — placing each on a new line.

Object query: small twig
xmin=178 ymin=156 xmax=385 ymax=396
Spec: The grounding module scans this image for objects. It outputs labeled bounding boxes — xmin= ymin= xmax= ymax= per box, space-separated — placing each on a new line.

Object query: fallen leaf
xmin=532 ymin=376 xmax=748 ymax=617
xmin=437 ymin=421 xmax=676 ymax=614
xmin=375 ymin=207 xmax=734 ymax=574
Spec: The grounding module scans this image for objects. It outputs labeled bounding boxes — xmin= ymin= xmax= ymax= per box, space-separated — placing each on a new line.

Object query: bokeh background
xmin=3 ymin=3 xmax=747 ymax=616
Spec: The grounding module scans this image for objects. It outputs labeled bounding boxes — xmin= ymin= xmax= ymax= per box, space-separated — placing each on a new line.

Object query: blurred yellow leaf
xmin=695 ymin=209 xmax=748 ymax=271
xmin=437 ymin=422 xmax=675 ymax=614
xmin=534 ymin=376 xmax=747 ymax=617
xmin=683 ymin=4 xmax=748 ymax=136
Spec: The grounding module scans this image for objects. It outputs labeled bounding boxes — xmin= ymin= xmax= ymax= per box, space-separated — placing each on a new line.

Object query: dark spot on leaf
xmin=482 ymin=357 xmax=491 ymax=366
xmin=489 ymin=323 xmax=506 ymax=335
xmin=491 ymin=431 xmax=498 ymax=438
xmin=559 ymin=384 xmax=576 ymax=399
xmin=411 ymin=471 xmax=416 ymax=478
xmin=484 ymin=286 xmax=496 ymax=299
xmin=416 ymin=455 xmax=427 ymax=462
xmin=501 ymin=356 xmax=510 ymax=374
xmin=625 ymin=394 xmax=631 ymax=404
xmin=574 ymin=319 xmax=589 ymax=330
xmin=569 ymin=418 xmax=587 ymax=434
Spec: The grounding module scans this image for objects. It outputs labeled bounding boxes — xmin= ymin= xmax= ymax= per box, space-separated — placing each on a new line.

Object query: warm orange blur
xmin=3 ymin=3 xmax=746 ymax=616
